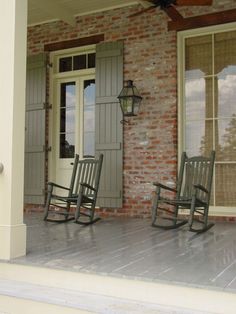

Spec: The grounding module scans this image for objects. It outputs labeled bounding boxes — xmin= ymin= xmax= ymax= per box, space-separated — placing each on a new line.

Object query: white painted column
xmin=0 ymin=0 xmax=27 ymax=259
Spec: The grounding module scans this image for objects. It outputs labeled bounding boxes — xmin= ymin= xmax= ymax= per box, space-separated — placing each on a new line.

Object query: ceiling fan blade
xmin=164 ymin=6 xmax=184 ymax=20
xmin=138 ymin=0 xmax=155 ymax=8
xmin=129 ymin=6 xmax=155 ymax=18
xmin=176 ymin=0 xmax=212 ymax=5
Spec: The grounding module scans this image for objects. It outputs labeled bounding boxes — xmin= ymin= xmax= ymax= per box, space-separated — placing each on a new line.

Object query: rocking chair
xmin=44 ymin=154 xmax=103 ymax=225
xmin=151 ymin=151 xmax=215 ymax=233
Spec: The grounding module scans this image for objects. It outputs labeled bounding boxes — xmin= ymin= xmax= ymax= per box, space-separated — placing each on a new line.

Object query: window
xmin=58 ymin=53 xmax=96 ymax=73
xmin=179 ymin=26 xmax=236 ymax=209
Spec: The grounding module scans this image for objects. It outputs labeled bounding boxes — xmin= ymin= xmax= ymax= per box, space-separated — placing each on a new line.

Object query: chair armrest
xmin=153 ymin=182 xmax=177 ymax=193
xmin=47 ymin=182 xmax=70 ymax=191
xmin=194 ymin=184 xmax=209 ymax=194
xmin=80 ymin=183 xmax=96 ymax=192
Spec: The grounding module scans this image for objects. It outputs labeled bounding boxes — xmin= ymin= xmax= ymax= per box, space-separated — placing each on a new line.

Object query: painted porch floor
xmin=10 ymin=212 xmax=236 ymax=294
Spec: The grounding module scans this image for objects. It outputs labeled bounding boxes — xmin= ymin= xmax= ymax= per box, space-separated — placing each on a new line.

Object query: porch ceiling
xmin=28 ymin=0 xmax=142 ymax=26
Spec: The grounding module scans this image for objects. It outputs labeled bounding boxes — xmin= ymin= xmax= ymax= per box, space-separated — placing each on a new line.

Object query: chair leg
xmin=43 ymin=186 xmax=52 ymax=221
xmin=44 ymin=186 xmax=74 ymax=223
xmin=189 ymin=202 xmax=214 ymax=233
xmin=152 ymin=203 xmax=187 ymax=230
xmin=151 ymin=191 xmax=158 ymax=225
xmin=74 ymin=192 xmax=100 ymax=225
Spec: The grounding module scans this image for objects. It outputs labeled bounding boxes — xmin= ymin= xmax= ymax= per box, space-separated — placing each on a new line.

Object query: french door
xmin=53 ymin=75 xmax=95 ymax=188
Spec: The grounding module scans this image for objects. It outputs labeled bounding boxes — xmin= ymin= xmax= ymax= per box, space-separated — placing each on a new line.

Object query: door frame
xmin=48 ymin=45 xmax=95 ymax=184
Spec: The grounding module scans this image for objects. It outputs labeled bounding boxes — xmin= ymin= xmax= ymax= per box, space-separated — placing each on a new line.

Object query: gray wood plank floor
xmin=11 ymin=213 xmax=236 ymax=293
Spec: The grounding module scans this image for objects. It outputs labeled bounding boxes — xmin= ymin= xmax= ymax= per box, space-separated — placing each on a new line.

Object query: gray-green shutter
xmin=95 ymin=41 xmax=123 ymax=208
xmin=24 ymin=54 xmax=46 ymax=204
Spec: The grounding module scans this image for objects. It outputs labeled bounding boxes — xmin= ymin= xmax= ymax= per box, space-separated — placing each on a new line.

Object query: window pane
xmin=60 ymin=133 xmax=75 ymax=158
xmin=216 ymin=118 xmax=236 ymax=161
xmin=215 ymin=163 xmax=236 ymax=206
xmin=215 ymin=31 xmax=236 ymax=75
xmin=185 ymin=120 xmax=213 ymax=157
xmin=60 ymin=82 xmax=75 ymax=108
xmin=59 ymin=57 xmax=72 ymax=72
xmin=73 ymin=54 xmax=86 ymax=70
xmin=185 ymin=77 xmax=213 ymax=120
xmin=185 ymin=35 xmax=212 ymax=76
xmin=217 ymin=69 xmax=236 ymax=119
xmin=60 ymin=82 xmax=75 ymax=159
xmin=88 ymin=53 xmax=96 ymax=68
xmin=83 ymin=79 xmax=95 ymax=156
xmin=84 ymin=132 xmax=95 ymax=156
xmin=60 ymin=107 xmax=75 ymax=133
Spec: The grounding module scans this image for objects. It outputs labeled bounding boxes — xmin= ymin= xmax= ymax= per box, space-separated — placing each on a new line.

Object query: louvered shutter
xmin=95 ymin=41 xmax=123 ymax=208
xmin=24 ymin=54 xmax=46 ymax=204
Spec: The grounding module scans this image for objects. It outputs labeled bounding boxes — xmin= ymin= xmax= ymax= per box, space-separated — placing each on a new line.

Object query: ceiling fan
xmin=130 ymin=0 xmax=213 ymax=20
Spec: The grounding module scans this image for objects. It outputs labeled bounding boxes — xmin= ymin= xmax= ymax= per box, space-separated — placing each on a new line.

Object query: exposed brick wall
xmin=27 ymin=0 xmax=236 ymax=217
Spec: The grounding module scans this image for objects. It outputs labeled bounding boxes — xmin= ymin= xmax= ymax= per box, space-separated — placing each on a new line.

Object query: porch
xmin=1 ymin=212 xmax=236 ymax=313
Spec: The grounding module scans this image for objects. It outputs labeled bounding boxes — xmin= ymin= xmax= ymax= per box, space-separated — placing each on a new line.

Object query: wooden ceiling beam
xmin=168 ymin=8 xmax=236 ymax=31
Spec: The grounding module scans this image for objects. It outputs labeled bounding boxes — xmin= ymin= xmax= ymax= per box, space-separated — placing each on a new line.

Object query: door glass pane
xmin=60 ymin=108 xmax=75 ymax=133
xmin=60 ymin=82 xmax=75 ymax=158
xmin=60 ymin=133 xmax=75 ymax=159
xmin=83 ymin=79 xmax=95 ymax=156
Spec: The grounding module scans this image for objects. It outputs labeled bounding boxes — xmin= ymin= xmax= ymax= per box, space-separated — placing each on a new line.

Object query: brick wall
xmin=27 ymin=0 xmax=236 ymax=217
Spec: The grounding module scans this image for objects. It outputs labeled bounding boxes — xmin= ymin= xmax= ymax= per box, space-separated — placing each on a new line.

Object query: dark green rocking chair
xmin=44 ymin=154 xmax=103 ymax=225
xmin=151 ymin=151 xmax=215 ymax=233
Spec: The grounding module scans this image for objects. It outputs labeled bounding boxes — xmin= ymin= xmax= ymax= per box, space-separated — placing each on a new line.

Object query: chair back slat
xmin=179 ymin=151 xmax=215 ymax=201
xmin=72 ymin=155 xmax=103 ymax=197
xmin=68 ymin=154 xmax=80 ymax=197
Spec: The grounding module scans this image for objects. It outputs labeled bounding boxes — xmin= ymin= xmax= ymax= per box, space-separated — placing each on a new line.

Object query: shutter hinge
xmin=43 ymin=102 xmax=52 ymax=110
xmin=45 ymin=146 xmax=52 ymax=152
xmin=47 ymin=62 xmax=53 ymax=68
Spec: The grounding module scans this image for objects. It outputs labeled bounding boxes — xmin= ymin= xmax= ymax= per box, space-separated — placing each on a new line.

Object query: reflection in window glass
xmin=185 ymin=76 xmax=206 ymax=120
xmin=185 ymin=120 xmax=213 ymax=157
xmin=60 ymin=133 xmax=75 ymax=159
xmin=83 ymin=79 xmax=95 ymax=156
xmin=218 ymin=68 xmax=236 ymax=119
xmin=216 ymin=117 xmax=236 ymax=161
xmin=60 ymin=82 xmax=75 ymax=158
xmin=184 ymin=30 xmax=236 ymax=207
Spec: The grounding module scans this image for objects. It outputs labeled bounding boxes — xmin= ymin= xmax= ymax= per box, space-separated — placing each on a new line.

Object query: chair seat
xmin=160 ymin=197 xmax=207 ymax=207
xmin=44 ymin=154 xmax=103 ymax=225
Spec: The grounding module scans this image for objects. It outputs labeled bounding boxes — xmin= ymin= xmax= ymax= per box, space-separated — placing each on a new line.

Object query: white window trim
xmin=177 ymin=22 xmax=236 ymax=217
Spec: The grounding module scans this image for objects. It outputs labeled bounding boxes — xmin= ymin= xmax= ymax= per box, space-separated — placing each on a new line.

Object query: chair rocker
xmin=44 ymin=154 xmax=103 ymax=225
xmin=151 ymin=151 xmax=215 ymax=233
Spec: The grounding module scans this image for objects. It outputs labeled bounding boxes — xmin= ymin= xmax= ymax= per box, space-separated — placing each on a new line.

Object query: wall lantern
xmin=118 ymin=80 xmax=142 ymax=122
